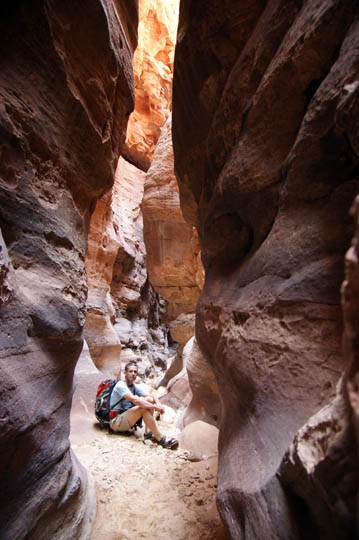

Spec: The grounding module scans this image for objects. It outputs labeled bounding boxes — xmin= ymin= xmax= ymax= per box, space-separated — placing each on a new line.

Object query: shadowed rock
xmin=173 ymin=0 xmax=359 ymax=538
xmin=0 ymin=1 xmax=137 ymax=537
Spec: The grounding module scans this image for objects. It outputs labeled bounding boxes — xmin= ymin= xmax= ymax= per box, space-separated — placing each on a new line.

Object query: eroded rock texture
xmin=142 ymin=114 xmax=204 ymax=397
xmin=85 ymin=157 xmax=145 ymax=372
xmin=173 ymin=1 xmax=359 ymax=538
xmin=123 ymin=0 xmax=179 ymax=170
xmin=85 ymin=157 xmax=172 ymax=376
xmin=278 ymin=197 xmax=359 ymax=540
xmin=0 ymin=1 xmax=136 ymax=538
xmin=142 ymin=116 xmax=204 ymax=329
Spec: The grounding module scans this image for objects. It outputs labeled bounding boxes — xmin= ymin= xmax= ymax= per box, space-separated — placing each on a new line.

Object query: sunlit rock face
xmin=173 ymin=1 xmax=359 ymax=538
xmin=123 ymin=0 xmax=179 ymax=170
xmin=85 ymin=157 xmax=146 ymax=373
xmin=0 ymin=1 xmax=136 ymax=538
xmin=143 ymin=116 xmax=204 ymax=329
xmin=85 ymin=157 xmax=172 ymax=376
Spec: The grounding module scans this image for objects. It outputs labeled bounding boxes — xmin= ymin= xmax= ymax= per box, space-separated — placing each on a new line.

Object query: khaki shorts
xmin=110 ymin=410 xmax=132 ymax=433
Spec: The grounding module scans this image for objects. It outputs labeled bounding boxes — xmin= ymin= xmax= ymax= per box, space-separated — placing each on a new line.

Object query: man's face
xmin=125 ymin=365 xmax=138 ymax=385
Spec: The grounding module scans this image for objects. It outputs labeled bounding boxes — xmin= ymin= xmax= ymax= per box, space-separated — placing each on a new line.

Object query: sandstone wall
xmin=0 ymin=1 xmax=136 ymax=538
xmin=142 ymin=116 xmax=204 ymax=328
xmin=85 ymin=157 xmax=172 ymax=377
xmin=123 ymin=0 xmax=179 ymax=170
xmin=173 ymin=1 xmax=359 ymax=538
xmin=84 ymin=157 xmax=146 ymax=373
xmin=142 ymin=114 xmax=205 ymax=404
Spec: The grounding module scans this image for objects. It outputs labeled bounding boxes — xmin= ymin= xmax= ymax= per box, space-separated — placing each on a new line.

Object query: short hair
xmin=124 ymin=361 xmax=138 ymax=372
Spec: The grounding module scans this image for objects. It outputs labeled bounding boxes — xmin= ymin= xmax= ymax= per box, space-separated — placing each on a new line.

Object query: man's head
xmin=124 ymin=361 xmax=138 ymax=385
xmin=124 ymin=361 xmax=138 ymax=373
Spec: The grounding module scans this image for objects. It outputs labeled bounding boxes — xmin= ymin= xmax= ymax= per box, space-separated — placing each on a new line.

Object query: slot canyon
xmin=0 ymin=0 xmax=358 ymax=539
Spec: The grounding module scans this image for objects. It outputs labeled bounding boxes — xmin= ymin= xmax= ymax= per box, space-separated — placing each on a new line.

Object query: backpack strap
xmin=110 ymin=382 xmax=138 ymax=416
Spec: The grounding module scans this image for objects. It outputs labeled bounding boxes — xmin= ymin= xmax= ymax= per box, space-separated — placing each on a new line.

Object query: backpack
xmin=95 ymin=379 xmax=121 ymax=427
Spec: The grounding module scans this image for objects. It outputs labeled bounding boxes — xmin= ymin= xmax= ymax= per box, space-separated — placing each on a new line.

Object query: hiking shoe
xmin=154 ymin=435 xmax=179 ymax=450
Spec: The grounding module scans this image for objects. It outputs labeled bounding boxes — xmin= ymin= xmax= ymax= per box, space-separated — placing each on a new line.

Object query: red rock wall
xmin=0 ymin=1 xmax=136 ymax=538
xmin=142 ymin=116 xmax=204 ymax=328
xmin=84 ymin=157 xmax=146 ymax=373
xmin=142 ymin=115 xmax=206 ymax=412
xmin=124 ymin=0 xmax=179 ymax=170
xmin=85 ymin=156 xmax=172 ymax=376
xmin=173 ymin=1 xmax=359 ymax=538
xmin=344 ymin=197 xmax=359 ymax=448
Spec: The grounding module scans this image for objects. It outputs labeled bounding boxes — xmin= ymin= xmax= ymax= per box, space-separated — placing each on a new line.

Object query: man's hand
xmin=156 ymin=404 xmax=165 ymax=415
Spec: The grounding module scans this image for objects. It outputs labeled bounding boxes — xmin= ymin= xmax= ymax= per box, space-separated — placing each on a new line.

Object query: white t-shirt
xmin=109 ymin=379 xmax=145 ymax=412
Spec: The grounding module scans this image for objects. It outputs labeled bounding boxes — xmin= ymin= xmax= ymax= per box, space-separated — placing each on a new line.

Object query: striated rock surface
xmin=0 ymin=1 xmax=136 ymax=538
xmin=278 ymin=196 xmax=359 ymax=540
xmin=124 ymin=0 xmax=179 ymax=170
xmin=143 ymin=115 xmax=204 ymax=330
xmin=342 ymin=195 xmax=359 ymax=448
xmin=85 ymin=157 xmax=172 ymax=377
xmin=142 ymin=114 xmax=204 ymax=390
xmin=84 ymin=157 xmax=146 ymax=373
xmin=173 ymin=1 xmax=359 ymax=538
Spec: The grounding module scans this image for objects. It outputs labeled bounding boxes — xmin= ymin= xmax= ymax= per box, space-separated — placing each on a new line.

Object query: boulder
xmin=180 ymin=420 xmax=219 ymax=460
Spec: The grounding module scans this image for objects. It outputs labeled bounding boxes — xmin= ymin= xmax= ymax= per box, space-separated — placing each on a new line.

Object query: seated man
xmin=109 ymin=361 xmax=178 ymax=449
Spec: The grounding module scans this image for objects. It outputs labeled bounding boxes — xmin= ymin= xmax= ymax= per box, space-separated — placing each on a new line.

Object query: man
xmin=109 ymin=361 xmax=178 ymax=449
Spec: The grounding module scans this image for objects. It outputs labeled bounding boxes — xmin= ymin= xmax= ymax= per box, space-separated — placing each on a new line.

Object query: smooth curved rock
xmin=173 ymin=1 xmax=359 ymax=538
xmin=124 ymin=0 xmax=179 ymax=170
xmin=179 ymin=420 xmax=219 ymax=460
xmin=277 ymin=197 xmax=359 ymax=540
xmin=183 ymin=338 xmax=221 ymax=428
xmin=143 ymin=115 xmax=204 ymax=327
xmin=85 ymin=156 xmax=172 ymax=377
xmin=0 ymin=1 xmax=136 ymax=538
xmin=84 ymin=157 xmax=146 ymax=373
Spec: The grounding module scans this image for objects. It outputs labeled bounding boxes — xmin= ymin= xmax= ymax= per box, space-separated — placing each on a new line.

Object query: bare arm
xmin=145 ymin=392 xmax=165 ymax=414
xmin=123 ymin=391 xmax=164 ymax=413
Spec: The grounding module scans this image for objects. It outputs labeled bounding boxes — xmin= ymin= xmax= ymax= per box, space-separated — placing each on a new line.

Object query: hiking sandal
xmin=144 ymin=431 xmax=153 ymax=440
xmin=155 ymin=435 xmax=179 ymax=450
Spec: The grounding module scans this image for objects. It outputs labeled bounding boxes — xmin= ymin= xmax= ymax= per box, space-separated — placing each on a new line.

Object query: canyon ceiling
xmin=0 ymin=1 xmax=358 ymax=540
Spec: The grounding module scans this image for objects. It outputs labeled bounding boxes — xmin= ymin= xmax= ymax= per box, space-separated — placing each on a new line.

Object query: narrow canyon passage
xmin=0 ymin=1 xmax=358 ymax=540
xmin=70 ymin=347 xmax=226 ymax=539
xmin=70 ymin=1 xmax=222 ymax=536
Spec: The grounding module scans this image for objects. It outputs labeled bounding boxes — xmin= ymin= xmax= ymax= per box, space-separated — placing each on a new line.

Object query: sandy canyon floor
xmin=70 ymin=407 xmax=228 ymax=540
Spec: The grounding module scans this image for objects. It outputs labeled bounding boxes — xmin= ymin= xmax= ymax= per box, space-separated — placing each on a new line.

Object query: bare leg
xmin=141 ymin=409 xmax=162 ymax=441
xmin=123 ymin=406 xmax=143 ymax=427
xmin=125 ymin=406 xmax=162 ymax=441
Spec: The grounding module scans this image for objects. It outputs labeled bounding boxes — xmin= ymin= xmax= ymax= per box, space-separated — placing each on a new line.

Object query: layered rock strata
xmin=142 ymin=115 xmax=204 ymax=392
xmin=85 ymin=157 xmax=145 ymax=373
xmin=85 ymin=157 xmax=172 ymax=377
xmin=0 ymin=1 xmax=136 ymax=538
xmin=173 ymin=1 xmax=359 ymax=538
xmin=278 ymin=197 xmax=359 ymax=540
xmin=124 ymin=0 xmax=179 ymax=170
xmin=142 ymin=116 xmax=204 ymax=327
